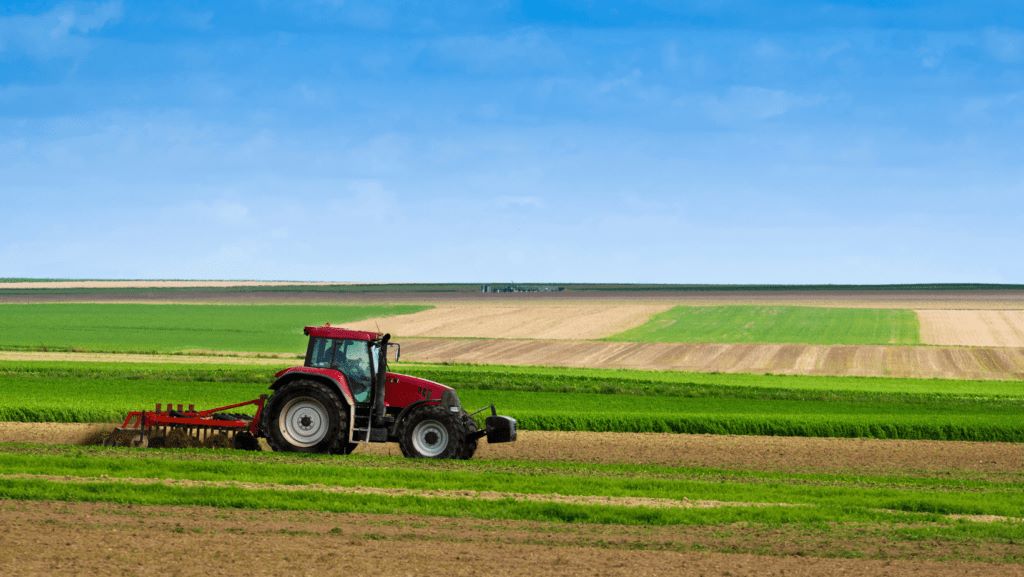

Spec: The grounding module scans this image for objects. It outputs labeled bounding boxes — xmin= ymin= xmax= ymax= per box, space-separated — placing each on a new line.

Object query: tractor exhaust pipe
xmin=373 ymin=333 xmax=391 ymax=425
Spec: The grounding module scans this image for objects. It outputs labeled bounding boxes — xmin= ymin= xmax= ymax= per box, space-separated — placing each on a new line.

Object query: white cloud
xmin=311 ymin=0 xmax=394 ymax=29
xmin=431 ymin=28 xmax=564 ymax=72
xmin=496 ymin=195 xmax=544 ymax=209
xmin=0 ymin=1 xmax=122 ymax=59
xmin=983 ymin=27 xmax=1024 ymax=63
xmin=184 ymin=199 xmax=250 ymax=225
xmin=701 ymin=86 xmax=817 ymax=122
xmin=751 ymin=39 xmax=785 ymax=61
xmin=597 ymin=69 xmax=643 ymax=94
xmin=52 ymin=1 xmax=122 ymax=35
xmin=662 ymin=40 xmax=680 ymax=70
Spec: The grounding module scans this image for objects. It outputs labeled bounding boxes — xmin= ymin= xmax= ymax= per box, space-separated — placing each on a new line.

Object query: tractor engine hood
xmin=383 ymin=372 xmax=458 ymax=409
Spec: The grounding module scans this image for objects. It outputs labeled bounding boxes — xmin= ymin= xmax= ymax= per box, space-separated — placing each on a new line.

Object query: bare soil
xmin=0 ymin=500 xmax=1020 ymax=576
xmin=346 ymin=302 xmax=674 ymax=339
xmin=919 ymin=309 xmax=1024 ymax=347
xmin=372 ymin=429 xmax=1024 ymax=476
xmin=0 ymin=422 xmax=113 ymax=445
xmin=3 ymin=423 xmax=1022 ymax=477
xmin=398 ymin=337 xmax=1024 ymax=380
xmin=5 ymin=339 xmax=1024 ymax=380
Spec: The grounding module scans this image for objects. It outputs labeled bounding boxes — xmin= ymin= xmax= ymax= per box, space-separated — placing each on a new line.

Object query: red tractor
xmin=109 ymin=325 xmax=517 ymax=459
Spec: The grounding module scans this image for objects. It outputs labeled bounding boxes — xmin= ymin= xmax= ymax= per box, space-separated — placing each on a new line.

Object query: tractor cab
xmin=300 ymin=325 xmax=394 ymax=411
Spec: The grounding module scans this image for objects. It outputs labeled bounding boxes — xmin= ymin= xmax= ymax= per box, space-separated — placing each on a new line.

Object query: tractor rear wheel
xmin=398 ymin=405 xmax=472 ymax=459
xmin=262 ymin=379 xmax=349 ymax=454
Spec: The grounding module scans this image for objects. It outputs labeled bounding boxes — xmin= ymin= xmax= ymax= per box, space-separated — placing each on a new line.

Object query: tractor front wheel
xmin=398 ymin=405 xmax=473 ymax=459
xmin=262 ymin=379 xmax=349 ymax=454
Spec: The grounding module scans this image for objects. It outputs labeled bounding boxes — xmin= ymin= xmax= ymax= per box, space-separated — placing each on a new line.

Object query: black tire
xmin=233 ymin=431 xmax=262 ymax=451
xmin=261 ymin=379 xmax=349 ymax=454
xmin=459 ymin=413 xmax=479 ymax=460
xmin=398 ymin=405 xmax=472 ymax=459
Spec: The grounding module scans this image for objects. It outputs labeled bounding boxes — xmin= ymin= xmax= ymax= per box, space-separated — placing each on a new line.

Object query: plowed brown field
xmin=2 ymin=500 xmax=1019 ymax=577
xmin=399 ymin=337 xmax=1024 ymax=380
xmin=3 ymin=338 xmax=1024 ymax=379
xmin=919 ymin=309 xmax=1024 ymax=347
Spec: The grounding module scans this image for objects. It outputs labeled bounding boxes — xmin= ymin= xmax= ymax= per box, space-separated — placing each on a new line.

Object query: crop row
xmin=2 ymin=361 xmax=1024 ymax=441
xmin=3 ymin=444 xmax=1024 ymax=525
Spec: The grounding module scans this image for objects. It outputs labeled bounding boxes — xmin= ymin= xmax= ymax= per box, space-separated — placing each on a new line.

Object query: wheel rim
xmin=411 ymin=419 xmax=449 ymax=457
xmin=279 ymin=396 xmax=330 ymax=448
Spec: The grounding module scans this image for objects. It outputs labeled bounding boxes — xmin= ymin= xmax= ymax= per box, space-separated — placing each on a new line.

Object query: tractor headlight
xmin=441 ymin=389 xmax=461 ymax=412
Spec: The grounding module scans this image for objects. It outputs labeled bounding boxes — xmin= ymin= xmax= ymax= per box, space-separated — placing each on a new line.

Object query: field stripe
xmin=919 ymin=310 xmax=1024 ymax=347
xmin=346 ymin=302 xmax=675 ymax=339
xmin=4 ymin=425 xmax=1024 ymax=476
xmin=398 ymin=338 xmax=1024 ymax=380
xmin=0 ymin=472 xmax=790 ymax=511
xmin=608 ymin=305 xmax=919 ymax=345
xmin=4 ymin=341 xmax=1024 ymax=381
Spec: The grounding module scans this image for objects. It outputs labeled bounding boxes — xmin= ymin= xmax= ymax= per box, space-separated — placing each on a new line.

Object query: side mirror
xmin=388 ymin=342 xmax=401 ymax=362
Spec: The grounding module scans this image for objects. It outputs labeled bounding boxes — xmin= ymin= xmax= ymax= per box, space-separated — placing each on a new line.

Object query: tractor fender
xmin=389 ymin=390 xmax=463 ymax=438
xmin=271 ymin=367 xmax=355 ymax=407
xmin=389 ymin=399 xmax=437 ymax=437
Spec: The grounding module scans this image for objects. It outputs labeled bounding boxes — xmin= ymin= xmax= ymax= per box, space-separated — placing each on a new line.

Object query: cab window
xmin=336 ymin=339 xmax=373 ymax=403
xmin=308 ymin=337 xmax=335 ymax=368
xmin=306 ymin=337 xmax=374 ymax=404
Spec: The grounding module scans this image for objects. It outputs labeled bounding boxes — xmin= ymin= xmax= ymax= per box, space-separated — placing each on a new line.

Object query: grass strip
xmin=0 ymin=475 xmax=891 ymax=527
xmin=609 ymin=305 xmax=919 ymax=345
xmin=2 ymin=445 xmax=1023 ymax=518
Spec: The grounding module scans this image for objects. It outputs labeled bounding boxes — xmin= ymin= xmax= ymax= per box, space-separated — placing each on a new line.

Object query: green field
xmin=610 ymin=305 xmax=920 ymax=344
xmin=3 ymin=361 xmax=1024 ymax=441
xmin=0 ymin=303 xmax=428 ymax=353
xmin=1 ymin=443 xmax=1022 ymax=563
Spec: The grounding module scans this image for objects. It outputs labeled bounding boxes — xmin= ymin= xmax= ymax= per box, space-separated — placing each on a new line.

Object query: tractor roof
xmin=304 ymin=325 xmax=383 ymax=342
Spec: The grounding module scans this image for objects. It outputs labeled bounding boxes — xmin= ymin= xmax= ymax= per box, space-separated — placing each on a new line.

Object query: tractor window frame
xmin=305 ymin=337 xmax=339 ymax=369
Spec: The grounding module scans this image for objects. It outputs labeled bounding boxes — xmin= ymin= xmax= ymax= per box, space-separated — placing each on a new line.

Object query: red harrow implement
xmin=104 ymin=325 xmax=517 ymax=459
xmin=105 ymin=397 xmax=265 ymax=450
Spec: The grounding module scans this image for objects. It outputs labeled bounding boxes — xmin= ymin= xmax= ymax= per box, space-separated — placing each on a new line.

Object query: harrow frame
xmin=112 ymin=396 xmax=267 ymax=447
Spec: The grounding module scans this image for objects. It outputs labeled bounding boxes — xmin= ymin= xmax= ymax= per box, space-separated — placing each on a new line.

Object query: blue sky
xmin=1 ymin=1 xmax=1022 ymax=283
